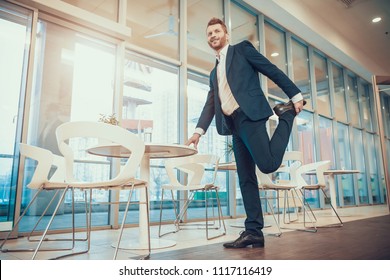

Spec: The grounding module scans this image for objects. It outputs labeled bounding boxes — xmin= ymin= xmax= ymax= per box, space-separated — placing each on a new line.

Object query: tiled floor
xmin=0 ymin=204 xmax=388 ymax=260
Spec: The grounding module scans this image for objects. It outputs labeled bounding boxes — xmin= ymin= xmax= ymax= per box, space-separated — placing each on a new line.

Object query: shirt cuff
xmin=194 ymin=127 xmax=205 ymax=136
xmin=291 ymin=93 xmax=303 ymax=103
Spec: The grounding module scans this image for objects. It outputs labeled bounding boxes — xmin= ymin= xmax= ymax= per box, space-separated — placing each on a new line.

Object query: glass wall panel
xmin=22 ymin=20 xmax=116 ymax=231
xmin=187 ymin=0 xmax=223 ymax=70
xmin=318 ymin=116 xmax=334 ymax=165
xmin=61 ymin=0 xmax=118 ymax=21
xmin=231 ymin=3 xmax=258 ymax=47
xmin=352 ymin=128 xmax=368 ymax=204
xmin=187 ymin=73 xmax=228 ymax=219
xmin=365 ymin=133 xmax=381 ymax=204
xmin=313 ymin=52 xmax=331 ymax=117
xmin=337 ymin=122 xmax=354 ymax=205
xmin=359 ymin=80 xmax=374 ymax=132
xmin=381 ymin=92 xmax=390 ymax=137
xmin=297 ymin=111 xmax=315 ymax=164
xmin=380 ymin=93 xmax=390 ymax=197
xmin=296 ymin=111 xmax=317 ymax=207
xmin=126 ymin=0 xmax=179 ymax=60
xmin=305 ymin=116 xmax=333 ymax=208
xmin=336 ymin=123 xmax=352 ymax=170
xmin=230 ymin=2 xmax=261 ymax=216
xmin=0 ymin=1 xmax=33 ymax=229
xmin=264 ymin=22 xmax=287 ymax=100
xmin=347 ymin=74 xmax=361 ymax=127
xmin=332 ymin=63 xmax=347 ymax=122
xmin=291 ymin=38 xmax=312 ymax=110
xmin=122 ymin=51 xmax=179 ymax=222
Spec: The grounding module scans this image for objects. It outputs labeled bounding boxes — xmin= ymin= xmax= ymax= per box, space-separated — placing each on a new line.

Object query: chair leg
xmin=319 ymin=189 xmax=343 ymax=228
xmin=50 ymin=188 xmax=92 ymax=260
xmin=27 ymin=188 xmax=88 ymax=244
xmin=279 ymin=189 xmax=317 ymax=233
xmin=114 ymin=186 xmax=134 ymax=260
xmin=144 ymin=186 xmax=151 ymax=259
xmin=211 ymin=189 xmax=226 ymax=239
xmin=0 ymin=187 xmax=44 ymax=252
xmin=174 ymin=192 xmax=194 ymax=230
xmin=204 ymin=188 xmax=226 ymax=240
xmin=158 ymin=189 xmax=181 ymax=237
xmin=296 ymin=189 xmax=317 ymax=232
xmin=158 ymin=189 xmax=165 ymax=237
xmin=262 ymin=191 xmax=282 ymax=237
xmin=32 ymin=186 xmax=70 ymax=259
xmin=283 ymin=190 xmax=298 ymax=224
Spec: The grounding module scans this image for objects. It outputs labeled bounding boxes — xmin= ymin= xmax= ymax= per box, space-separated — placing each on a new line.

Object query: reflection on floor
xmin=0 ymin=205 xmax=388 ymax=260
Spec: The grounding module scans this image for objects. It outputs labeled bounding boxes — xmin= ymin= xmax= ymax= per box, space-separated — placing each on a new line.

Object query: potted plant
xmin=98 ymin=113 xmax=119 ymax=125
xmin=224 ymin=140 xmax=234 ymax=162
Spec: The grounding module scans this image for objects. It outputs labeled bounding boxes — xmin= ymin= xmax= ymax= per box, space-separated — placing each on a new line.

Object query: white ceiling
xmin=20 ymin=0 xmax=390 ymax=79
xmin=269 ymin=0 xmax=390 ymax=76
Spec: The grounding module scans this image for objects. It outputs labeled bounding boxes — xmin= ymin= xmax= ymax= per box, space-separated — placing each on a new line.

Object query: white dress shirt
xmin=217 ymin=44 xmax=239 ymax=116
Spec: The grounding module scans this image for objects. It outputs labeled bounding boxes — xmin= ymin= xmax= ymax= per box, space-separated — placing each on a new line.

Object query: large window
xmin=337 ymin=122 xmax=354 ymax=206
xmin=264 ymin=22 xmax=288 ymax=100
xmin=352 ymin=128 xmax=368 ymax=205
xmin=187 ymin=0 xmax=224 ymax=70
xmin=22 ymin=20 xmax=117 ymax=231
xmin=297 ymin=111 xmax=315 ymax=164
xmin=0 ymin=2 xmax=33 ymax=230
xmin=187 ymin=73 xmax=228 ymax=218
xmin=365 ymin=133 xmax=381 ymax=204
xmin=347 ymin=74 xmax=361 ymax=127
xmin=359 ymin=81 xmax=374 ymax=131
xmin=292 ymin=38 xmax=311 ymax=109
xmin=318 ymin=116 xmax=334 ymax=164
xmin=313 ymin=52 xmax=331 ymax=117
xmin=122 ymin=51 xmax=179 ymax=222
xmin=332 ymin=63 xmax=347 ymax=122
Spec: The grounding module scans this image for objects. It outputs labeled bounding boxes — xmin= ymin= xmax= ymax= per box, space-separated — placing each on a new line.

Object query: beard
xmin=208 ymin=36 xmax=227 ymax=51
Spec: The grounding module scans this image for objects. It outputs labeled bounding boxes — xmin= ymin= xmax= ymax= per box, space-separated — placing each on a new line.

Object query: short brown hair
xmin=206 ymin=17 xmax=228 ymax=33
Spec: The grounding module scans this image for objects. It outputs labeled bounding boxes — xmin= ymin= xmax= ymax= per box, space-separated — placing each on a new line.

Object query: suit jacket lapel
xmin=211 ymin=65 xmax=218 ymax=95
xmin=226 ymin=45 xmax=233 ymax=76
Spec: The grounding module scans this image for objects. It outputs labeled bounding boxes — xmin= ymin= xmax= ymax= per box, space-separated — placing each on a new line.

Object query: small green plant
xmin=98 ymin=113 xmax=119 ymax=125
xmin=224 ymin=139 xmax=234 ymax=159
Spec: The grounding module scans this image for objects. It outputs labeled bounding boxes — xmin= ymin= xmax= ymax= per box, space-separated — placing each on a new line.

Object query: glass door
xmin=0 ymin=2 xmax=33 ymax=233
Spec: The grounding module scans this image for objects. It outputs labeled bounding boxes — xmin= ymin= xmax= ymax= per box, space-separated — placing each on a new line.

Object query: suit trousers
xmin=229 ymin=108 xmax=295 ymax=235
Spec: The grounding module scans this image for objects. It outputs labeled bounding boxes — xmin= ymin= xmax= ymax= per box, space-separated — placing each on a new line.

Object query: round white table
xmin=87 ymin=143 xmax=197 ymax=250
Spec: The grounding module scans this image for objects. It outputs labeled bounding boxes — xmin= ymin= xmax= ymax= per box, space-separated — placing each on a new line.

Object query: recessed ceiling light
xmin=271 ymin=52 xmax=279 ymax=57
xmin=372 ymin=17 xmax=382 ymax=23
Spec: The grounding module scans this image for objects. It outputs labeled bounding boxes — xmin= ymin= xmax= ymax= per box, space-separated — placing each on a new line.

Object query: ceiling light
xmin=271 ymin=52 xmax=279 ymax=57
xmin=372 ymin=17 xmax=382 ymax=23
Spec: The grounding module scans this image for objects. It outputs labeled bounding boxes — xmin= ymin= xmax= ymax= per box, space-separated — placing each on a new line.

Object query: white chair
xmin=274 ymin=151 xmax=304 ymax=224
xmin=33 ymin=121 xmax=150 ymax=260
xmin=256 ymin=151 xmax=306 ymax=236
xmin=257 ymin=155 xmax=318 ymax=233
xmin=0 ymin=143 xmax=74 ymax=258
xmin=295 ymin=160 xmax=343 ymax=228
xmin=159 ymin=154 xmax=226 ymax=240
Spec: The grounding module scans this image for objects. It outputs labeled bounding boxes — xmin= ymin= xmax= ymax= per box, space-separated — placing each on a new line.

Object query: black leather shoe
xmin=223 ymin=231 xmax=264 ymax=248
xmin=273 ymin=100 xmax=307 ymax=117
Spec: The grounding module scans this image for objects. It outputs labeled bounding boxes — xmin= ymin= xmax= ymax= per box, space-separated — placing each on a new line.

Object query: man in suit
xmin=186 ymin=18 xmax=305 ymax=248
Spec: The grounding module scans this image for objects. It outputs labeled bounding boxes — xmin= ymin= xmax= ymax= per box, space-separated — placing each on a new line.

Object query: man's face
xmin=207 ymin=23 xmax=228 ymax=52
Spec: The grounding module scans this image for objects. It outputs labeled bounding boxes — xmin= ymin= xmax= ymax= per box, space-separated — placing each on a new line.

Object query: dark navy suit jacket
xmin=196 ymin=40 xmax=301 ymax=135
